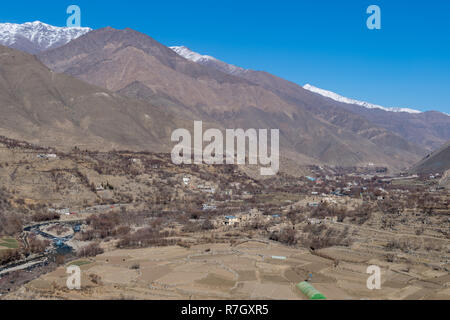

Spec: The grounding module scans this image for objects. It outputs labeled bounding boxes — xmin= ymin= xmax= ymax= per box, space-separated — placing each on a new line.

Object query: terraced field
xmin=5 ymin=240 xmax=449 ymax=300
xmin=0 ymin=238 xmax=19 ymax=250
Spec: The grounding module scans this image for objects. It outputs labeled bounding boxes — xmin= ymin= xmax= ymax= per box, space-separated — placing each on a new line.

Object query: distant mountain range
xmin=0 ymin=22 xmax=449 ymax=172
xmin=170 ymin=46 xmax=450 ymax=152
xmin=411 ymin=141 xmax=450 ymax=174
xmin=0 ymin=21 xmax=91 ymax=54
xmin=36 ymin=28 xmax=426 ymax=170
xmin=439 ymin=170 xmax=450 ymax=189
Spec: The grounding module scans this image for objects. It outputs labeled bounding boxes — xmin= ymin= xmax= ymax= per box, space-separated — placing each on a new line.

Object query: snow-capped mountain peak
xmin=0 ymin=21 xmax=92 ymax=54
xmin=170 ymin=46 xmax=218 ymax=63
xmin=303 ymin=84 xmax=423 ymax=114
xmin=170 ymin=45 xmax=245 ymax=75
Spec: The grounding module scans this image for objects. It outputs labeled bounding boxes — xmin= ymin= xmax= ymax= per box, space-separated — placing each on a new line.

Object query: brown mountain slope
xmin=184 ymin=51 xmax=429 ymax=163
xmin=328 ymin=105 xmax=450 ymax=152
xmin=0 ymin=43 xmax=381 ymax=169
xmin=37 ymin=27 xmax=423 ymax=170
xmin=37 ymin=27 xmax=294 ymax=116
xmin=439 ymin=170 xmax=450 ymax=189
xmin=0 ymin=45 xmax=188 ymax=152
xmin=410 ymin=141 xmax=450 ymax=174
xmin=171 ymin=47 xmax=448 ymax=153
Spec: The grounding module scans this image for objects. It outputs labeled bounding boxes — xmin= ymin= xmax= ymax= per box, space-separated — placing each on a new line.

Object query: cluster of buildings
xmin=213 ymin=209 xmax=281 ymax=227
xmin=202 ymin=203 xmax=217 ymax=211
xmin=182 ymin=175 xmax=217 ymax=194
xmin=307 ymin=216 xmax=338 ymax=225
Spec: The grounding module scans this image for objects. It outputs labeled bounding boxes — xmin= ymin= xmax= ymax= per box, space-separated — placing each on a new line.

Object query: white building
xmin=202 ymin=203 xmax=217 ymax=211
xmin=224 ymin=216 xmax=240 ymax=226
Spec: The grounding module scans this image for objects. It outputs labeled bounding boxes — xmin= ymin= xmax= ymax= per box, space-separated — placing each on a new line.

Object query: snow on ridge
xmin=0 ymin=21 xmax=92 ymax=53
xmin=170 ymin=46 xmax=218 ymax=63
xmin=170 ymin=45 xmax=245 ymax=75
xmin=303 ymin=84 xmax=423 ymax=114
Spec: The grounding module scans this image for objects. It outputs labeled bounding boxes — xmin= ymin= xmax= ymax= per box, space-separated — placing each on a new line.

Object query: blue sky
xmin=1 ymin=0 xmax=449 ymax=113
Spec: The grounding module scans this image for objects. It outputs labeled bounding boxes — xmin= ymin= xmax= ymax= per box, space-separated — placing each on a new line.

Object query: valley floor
xmin=4 ymin=239 xmax=449 ymax=300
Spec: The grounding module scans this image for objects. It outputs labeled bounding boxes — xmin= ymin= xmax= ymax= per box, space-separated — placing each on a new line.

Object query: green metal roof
xmin=296 ymin=282 xmax=327 ymax=300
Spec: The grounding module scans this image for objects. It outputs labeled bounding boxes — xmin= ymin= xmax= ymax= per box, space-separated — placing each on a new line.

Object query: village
xmin=0 ymin=136 xmax=449 ymax=299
